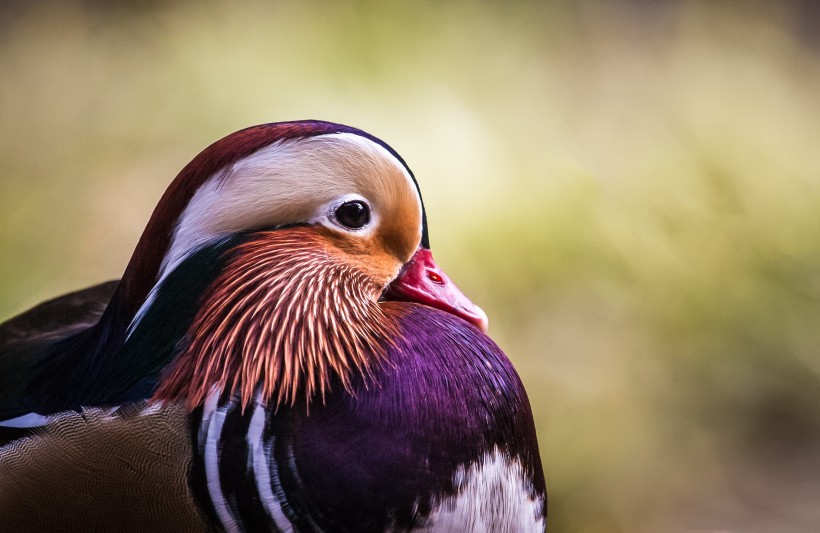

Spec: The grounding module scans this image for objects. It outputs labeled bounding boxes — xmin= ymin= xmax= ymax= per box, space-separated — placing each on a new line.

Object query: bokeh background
xmin=2 ymin=1 xmax=820 ymax=531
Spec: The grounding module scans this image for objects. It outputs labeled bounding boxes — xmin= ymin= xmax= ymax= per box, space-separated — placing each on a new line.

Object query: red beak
xmin=384 ymin=248 xmax=489 ymax=333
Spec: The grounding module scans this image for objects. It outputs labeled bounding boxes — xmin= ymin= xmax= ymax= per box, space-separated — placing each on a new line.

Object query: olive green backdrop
xmin=2 ymin=1 xmax=820 ymax=531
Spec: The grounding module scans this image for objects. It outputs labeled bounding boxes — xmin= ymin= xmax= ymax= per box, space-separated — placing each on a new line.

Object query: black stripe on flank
xmin=261 ymin=420 xmax=301 ymax=533
xmin=188 ymin=405 xmax=222 ymax=531
xmin=218 ymin=402 xmax=272 ymax=532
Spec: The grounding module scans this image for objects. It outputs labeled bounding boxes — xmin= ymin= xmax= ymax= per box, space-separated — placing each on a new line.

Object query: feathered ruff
xmin=154 ymin=227 xmax=399 ymax=411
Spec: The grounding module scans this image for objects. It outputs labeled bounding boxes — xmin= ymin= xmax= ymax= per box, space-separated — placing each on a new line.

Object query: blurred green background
xmin=2 ymin=1 xmax=820 ymax=531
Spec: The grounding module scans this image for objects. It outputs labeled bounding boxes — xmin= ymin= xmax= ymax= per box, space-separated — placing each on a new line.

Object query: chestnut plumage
xmin=155 ymin=227 xmax=400 ymax=410
xmin=0 ymin=120 xmax=546 ymax=531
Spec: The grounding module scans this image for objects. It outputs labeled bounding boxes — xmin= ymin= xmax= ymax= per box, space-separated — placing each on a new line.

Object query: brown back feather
xmin=0 ymin=404 xmax=211 ymax=532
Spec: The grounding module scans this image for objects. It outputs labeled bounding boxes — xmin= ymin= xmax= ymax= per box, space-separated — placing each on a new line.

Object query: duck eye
xmin=334 ymin=200 xmax=370 ymax=230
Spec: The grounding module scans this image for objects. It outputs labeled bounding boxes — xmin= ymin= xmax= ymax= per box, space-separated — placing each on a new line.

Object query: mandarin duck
xmin=0 ymin=121 xmax=547 ymax=532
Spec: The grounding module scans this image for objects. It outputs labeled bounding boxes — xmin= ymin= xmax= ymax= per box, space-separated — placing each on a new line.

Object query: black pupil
xmin=335 ymin=201 xmax=370 ymax=229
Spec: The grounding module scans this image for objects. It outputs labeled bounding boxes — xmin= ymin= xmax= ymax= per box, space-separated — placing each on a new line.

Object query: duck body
xmin=0 ymin=120 xmax=546 ymax=531
xmin=195 ymin=304 xmax=545 ymax=532
xmin=0 ymin=305 xmax=545 ymax=532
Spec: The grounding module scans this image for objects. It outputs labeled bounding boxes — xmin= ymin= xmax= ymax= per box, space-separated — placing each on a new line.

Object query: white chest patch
xmin=413 ymin=449 xmax=546 ymax=533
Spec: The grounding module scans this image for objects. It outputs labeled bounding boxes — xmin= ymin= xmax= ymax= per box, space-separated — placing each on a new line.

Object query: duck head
xmin=79 ymin=121 xmax=488 ymax=410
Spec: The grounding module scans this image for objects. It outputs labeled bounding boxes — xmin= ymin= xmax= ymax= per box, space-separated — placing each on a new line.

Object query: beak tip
xmin=465 ymin=305 xmax=490 ymax=334
xmin=386 ymin=247 xmax=491 ymax=334
xmin=477 ymin=308 xmax=490 ymax=334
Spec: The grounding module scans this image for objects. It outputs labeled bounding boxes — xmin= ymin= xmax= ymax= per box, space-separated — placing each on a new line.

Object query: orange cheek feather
xmin=153 ymin=227 xmax=401 ymax=411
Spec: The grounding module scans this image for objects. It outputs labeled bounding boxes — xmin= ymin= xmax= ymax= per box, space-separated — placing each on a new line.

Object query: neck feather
xmin=153 ymin=227 xmax=397 ymax=410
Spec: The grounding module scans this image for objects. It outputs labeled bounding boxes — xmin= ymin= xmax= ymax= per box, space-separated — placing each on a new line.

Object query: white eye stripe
xmin=127 ymin=132 xmax=420 ymax=336
xmin=159 ymin=134 xmax=407 ymax=286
